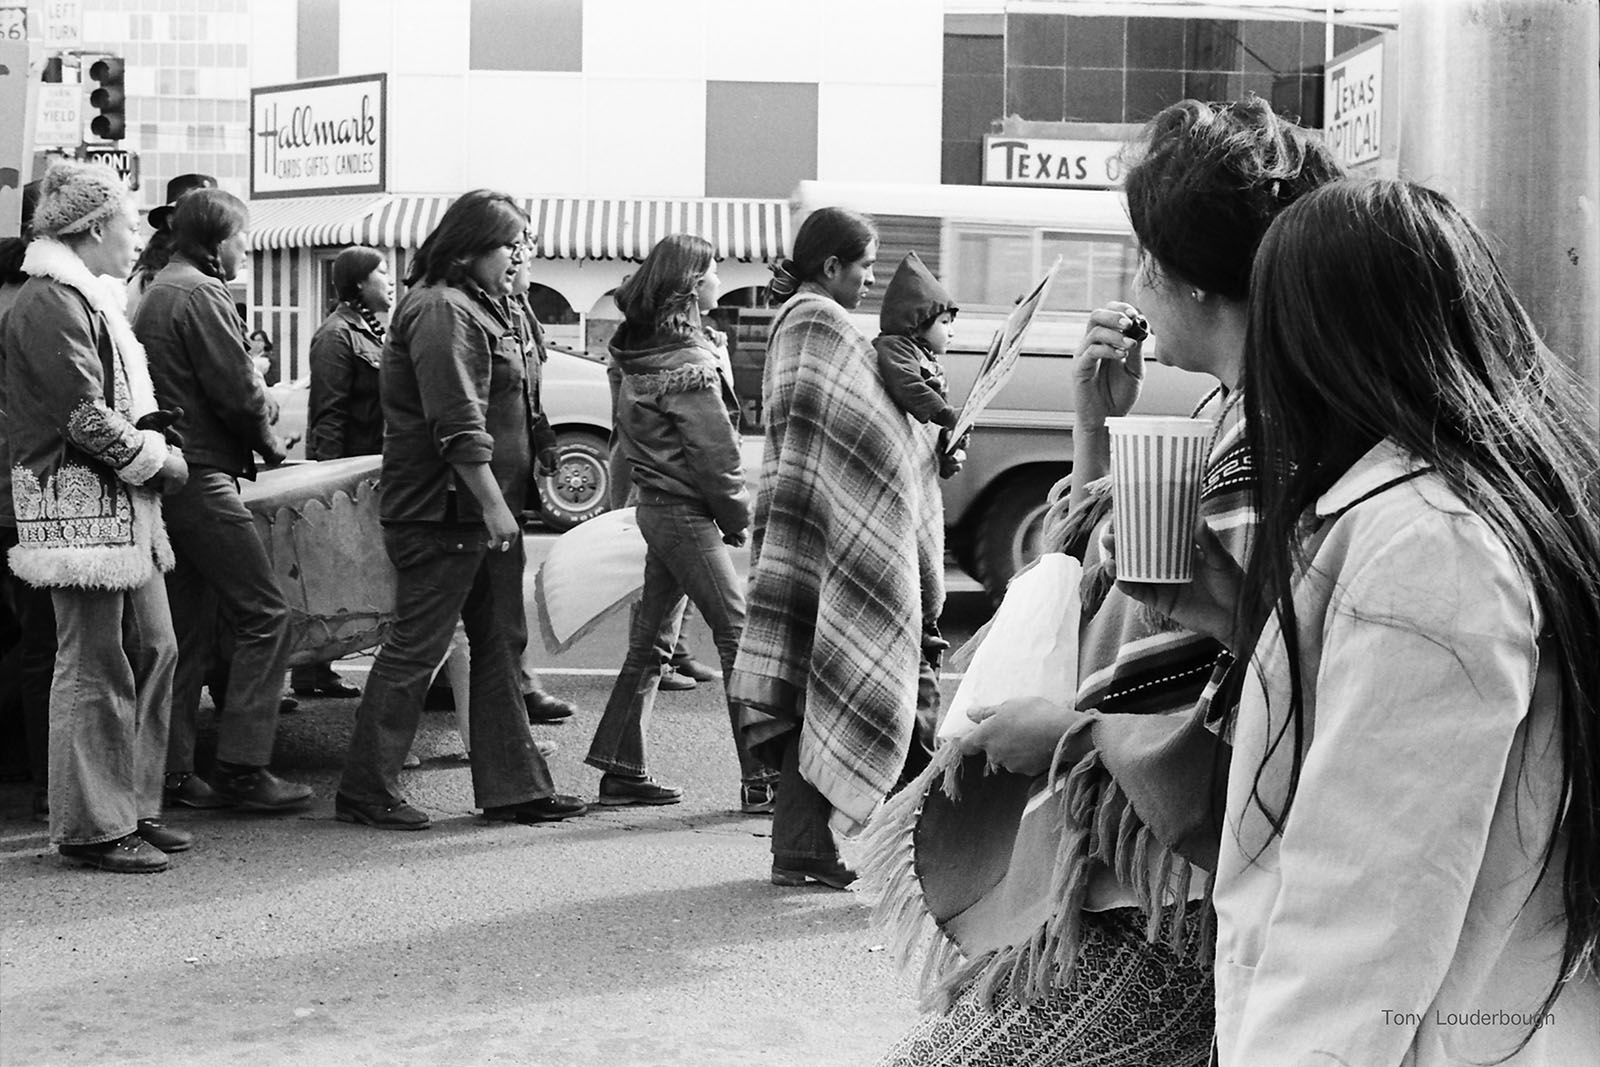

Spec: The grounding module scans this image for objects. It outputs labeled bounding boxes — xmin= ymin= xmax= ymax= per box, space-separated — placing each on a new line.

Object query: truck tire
xmin=971 ymin=470 xmax=1060 ymax=603
xmin=535 ymin=430 xmax=611 ymax=531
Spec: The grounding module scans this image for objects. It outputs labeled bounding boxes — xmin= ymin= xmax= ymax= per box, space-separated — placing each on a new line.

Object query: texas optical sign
xmin=1323 ymin=38 xmax=1384 ymax=168
xmin=983 ymin=137 xmax=1123 ymax=189
xmin=251 ymin=73 xmax=386 ymax=198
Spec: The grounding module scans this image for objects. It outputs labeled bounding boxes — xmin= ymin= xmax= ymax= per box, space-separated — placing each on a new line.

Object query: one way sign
xmin=83 ymin=147 xmax=140 ymax=191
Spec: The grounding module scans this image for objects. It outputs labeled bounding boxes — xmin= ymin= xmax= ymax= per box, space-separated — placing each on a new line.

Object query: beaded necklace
xmin=346 ymin=299 xmax=385 ymax=342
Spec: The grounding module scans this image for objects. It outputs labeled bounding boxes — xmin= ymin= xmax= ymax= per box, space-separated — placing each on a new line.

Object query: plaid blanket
xmin=730 ymin=288 xmax=945 ymax=834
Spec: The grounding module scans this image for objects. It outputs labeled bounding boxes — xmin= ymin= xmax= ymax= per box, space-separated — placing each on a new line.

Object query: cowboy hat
xmin=148 ymin=173 xmax=218 ymax=232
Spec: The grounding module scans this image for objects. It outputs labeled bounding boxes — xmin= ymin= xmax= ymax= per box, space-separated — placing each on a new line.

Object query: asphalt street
xmin=0 ymin=530 xmax=996 ymax=1067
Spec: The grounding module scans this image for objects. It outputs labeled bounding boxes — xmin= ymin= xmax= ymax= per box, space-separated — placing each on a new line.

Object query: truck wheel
xmin=972 ymin=471 xmax=1059 ymax=603
xmin=536 ymin=431 xmax=611 ymax=531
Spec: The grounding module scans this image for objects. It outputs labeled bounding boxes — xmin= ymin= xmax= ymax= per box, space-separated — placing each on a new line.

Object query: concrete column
xmin=1398 ymin=0 xmax=1600 ymax=419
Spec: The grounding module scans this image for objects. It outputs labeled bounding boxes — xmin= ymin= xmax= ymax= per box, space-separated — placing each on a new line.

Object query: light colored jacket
xmin=1214 ymin=440 xmax=1600 ymax=1065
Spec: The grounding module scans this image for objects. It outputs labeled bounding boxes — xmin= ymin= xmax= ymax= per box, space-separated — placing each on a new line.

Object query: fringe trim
xmin=626 ymin=362 xmax=720 ymax=397
xmin=859 ymin=727 xmax=1214 ymax=1016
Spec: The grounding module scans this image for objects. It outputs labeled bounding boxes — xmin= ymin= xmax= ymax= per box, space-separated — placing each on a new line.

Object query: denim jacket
xmin=306 ymin=303 xmax=384 ymax=460
xmin=133 ymin=255 xmax=278 ymax=478
xmin=379 ymin=280 xmax=532 ymax=524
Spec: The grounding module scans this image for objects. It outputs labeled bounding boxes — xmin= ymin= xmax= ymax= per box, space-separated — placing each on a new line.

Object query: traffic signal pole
xmin=1398 ymin=0 xmax=1600 ymax=423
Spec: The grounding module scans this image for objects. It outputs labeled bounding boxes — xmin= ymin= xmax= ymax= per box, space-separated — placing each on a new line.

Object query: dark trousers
xmin=770 ymin=729 xmax=838 ymax=865
xmin=339 ymin=524 xmax=554 ymax=810
xmin=1 ymin=525 xmax=54 ymax=788
xmin=163 ymin=467 xmax=292 ymax=769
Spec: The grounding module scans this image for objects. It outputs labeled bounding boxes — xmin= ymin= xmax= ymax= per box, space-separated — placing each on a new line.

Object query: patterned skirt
xmin=876 ymin=905 xmax=1214 ymax=1067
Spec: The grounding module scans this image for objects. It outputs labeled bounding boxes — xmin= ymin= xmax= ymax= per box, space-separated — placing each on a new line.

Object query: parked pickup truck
xmin=721 ymin=180 xmax=1213 ymax=601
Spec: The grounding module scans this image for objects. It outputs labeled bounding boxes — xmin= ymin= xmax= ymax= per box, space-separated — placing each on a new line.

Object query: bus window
xmin=1040 ymin=232 xmax=1138 ymax=312
xmin=952 ymin=228 xmax=1035 ymax=309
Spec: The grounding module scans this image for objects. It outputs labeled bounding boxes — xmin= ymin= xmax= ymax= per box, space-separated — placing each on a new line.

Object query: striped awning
xmin=250 ymin=194 xmax=789 ymax=262
xmin=247 ymin=194 xmax=392 ymax=251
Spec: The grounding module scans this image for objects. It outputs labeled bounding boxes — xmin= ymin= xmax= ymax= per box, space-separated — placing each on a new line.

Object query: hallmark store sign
xmin=251 ymin=74 xmax=386 ymax=198
xmin=983 ymin=137 xmax=1122 ymax=189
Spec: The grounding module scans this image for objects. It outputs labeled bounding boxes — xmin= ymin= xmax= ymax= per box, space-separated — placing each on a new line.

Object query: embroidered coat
xmin=0 ymin=240 xmax=174 ymax=590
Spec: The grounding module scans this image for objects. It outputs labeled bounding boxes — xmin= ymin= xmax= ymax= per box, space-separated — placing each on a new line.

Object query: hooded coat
xmin=871 ymin=250 xmax=958 ymax=429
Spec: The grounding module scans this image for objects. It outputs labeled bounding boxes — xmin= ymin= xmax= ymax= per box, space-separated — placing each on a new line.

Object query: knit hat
xmin=30 ymin=161 xmax=127 ymax=239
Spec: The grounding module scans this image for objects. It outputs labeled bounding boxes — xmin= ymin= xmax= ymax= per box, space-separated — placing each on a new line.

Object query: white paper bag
xmin=938 ymin=552 xmax=1082 ymax=741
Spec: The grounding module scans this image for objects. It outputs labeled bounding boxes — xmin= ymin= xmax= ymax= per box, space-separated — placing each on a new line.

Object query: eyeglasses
xmin=506 ymin=232 xmax=535 ymax=264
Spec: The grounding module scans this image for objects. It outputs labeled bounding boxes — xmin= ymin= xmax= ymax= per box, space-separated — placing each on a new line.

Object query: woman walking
xmin=586 ymin=234 xmax=775 ymax=810
xmin=133 ymin=188 xmax=311 ymax=813
xmin=335 ymin=190 xmax=586 ymax=831
xmin=1 ymin=162 xmax=190 ymax=871
xmin=731 ymin=207 xmax=944 ymax=888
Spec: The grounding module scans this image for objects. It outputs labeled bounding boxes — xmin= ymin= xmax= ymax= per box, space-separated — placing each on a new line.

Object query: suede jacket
xmin=133 ymin=255 xmax=279 ymax=478
xmin=306 ymin=303 xmax=384 ymax=460
xmin=609 ymin=320 xmax=748 ymax=538
xmin=1 ymin=240 xmax=174 ymax=590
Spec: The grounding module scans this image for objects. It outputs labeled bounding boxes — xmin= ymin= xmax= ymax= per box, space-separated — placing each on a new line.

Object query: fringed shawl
xmin=729 ymin=288 xmax=944 ymax=835
xmin=862 ymin=387 xmax=1250 ymax=1010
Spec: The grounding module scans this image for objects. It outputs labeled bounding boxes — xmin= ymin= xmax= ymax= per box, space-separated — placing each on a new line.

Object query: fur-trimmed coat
xmin=0 ymin=240 xmax=174 ymax=590
xmin=609 ymin=321 xmax=749 ymax=538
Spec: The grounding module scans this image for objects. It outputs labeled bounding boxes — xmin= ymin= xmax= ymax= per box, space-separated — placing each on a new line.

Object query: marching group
xmin=4 ymin=91 xmax=1600 ymax=1066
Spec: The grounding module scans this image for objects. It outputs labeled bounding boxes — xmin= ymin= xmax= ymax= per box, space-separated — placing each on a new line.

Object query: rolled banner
xmin=1105 ymin=416 xmax=1213 ymax=583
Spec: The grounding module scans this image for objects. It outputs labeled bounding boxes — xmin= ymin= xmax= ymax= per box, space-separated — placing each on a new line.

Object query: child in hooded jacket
xmin=871 ymin=251 xmax=967 ymax=479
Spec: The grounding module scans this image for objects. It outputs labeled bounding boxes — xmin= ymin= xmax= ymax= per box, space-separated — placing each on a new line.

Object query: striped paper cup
xmin=1105 ymin=416 xmax=1214 ymax=583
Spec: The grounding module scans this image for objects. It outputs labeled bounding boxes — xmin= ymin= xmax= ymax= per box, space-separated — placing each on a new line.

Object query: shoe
xmin=670 ymin=655 xmax=719 ymax=683
xmin=291 ymin=677 xmax=361 ymax=698
xmin=164 ymin=771 xmax=234 ymax=810
xmin=482 ymin=794 xmax=588 ymax=823
xmin=535 ymin=739 xmax=559 ymax=759
xmin=207 ymin=766 xmax=314 ymax=811
xmin=59 ymin=833 xmax=169 ymax=873
xmin=335 ymin=792 xmax=430 ymax=831
xmin=209 ymin=691 xmax=300 ymax=715
xmin=598 ymin=773 xmax=683 ymax=806
xmin=657 ymin=669 xmax=697 ymax=692
xmin=740 ymin=779 xmax=777 ymax=815
xmin=771 ymin=856 xmax=858 ymax=889
xmin=135 ymin=818 xmax=194 ymax=853
xmin=525 ymin=691 xmax=576 ymax=724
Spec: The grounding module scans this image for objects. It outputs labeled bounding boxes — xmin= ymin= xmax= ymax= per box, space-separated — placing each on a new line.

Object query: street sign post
xmin=35 ymin=83 xmax=81 ymax=149
xmin=83 ymin=146 xmax=138 ymax=190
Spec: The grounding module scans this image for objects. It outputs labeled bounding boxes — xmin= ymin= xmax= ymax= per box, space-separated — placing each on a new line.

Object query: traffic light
xmin=87 ymin=56 xmax=125 ymax=142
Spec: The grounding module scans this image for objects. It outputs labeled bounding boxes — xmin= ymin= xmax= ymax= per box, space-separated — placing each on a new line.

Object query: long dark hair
xmin=169 ymin=188 xmax=248 ymax=281
xmin=132 ymin=229 xmax=175 ymax=287
xmin=614 ymin=234 xmax=713 ymax=338
xmin=768 ymin=206 xmax=877 ymax=304
xmin=1240 ymin=178 xmax=1600 ymax=1030
xmin=1123 ymin=96 xmax=1344 ymax=299
xmin=406 ymin=190 xmax=527 ymax=288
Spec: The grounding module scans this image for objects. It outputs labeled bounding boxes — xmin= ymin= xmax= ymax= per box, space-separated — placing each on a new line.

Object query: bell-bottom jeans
xmin=48 ymin=574 xmax=176 ymax=846
xmin=340 ymin=523 xmax=554 ymax=810
xmin=585 ymin=496 xmax=770 ymax=784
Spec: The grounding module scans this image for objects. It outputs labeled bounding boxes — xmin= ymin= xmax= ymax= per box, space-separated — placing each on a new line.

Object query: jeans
xmin=586 ymin=498 xmax=769 ymax=782
xmin=770 ymin=729 xmax=838 ymax=865
xmin=340 ymin=524 xmax=554 ymax=810
xmin=48 ymin=576 xmax=176 ymax=846
xmin=163 ymin=467 xmax=291 ymax=769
